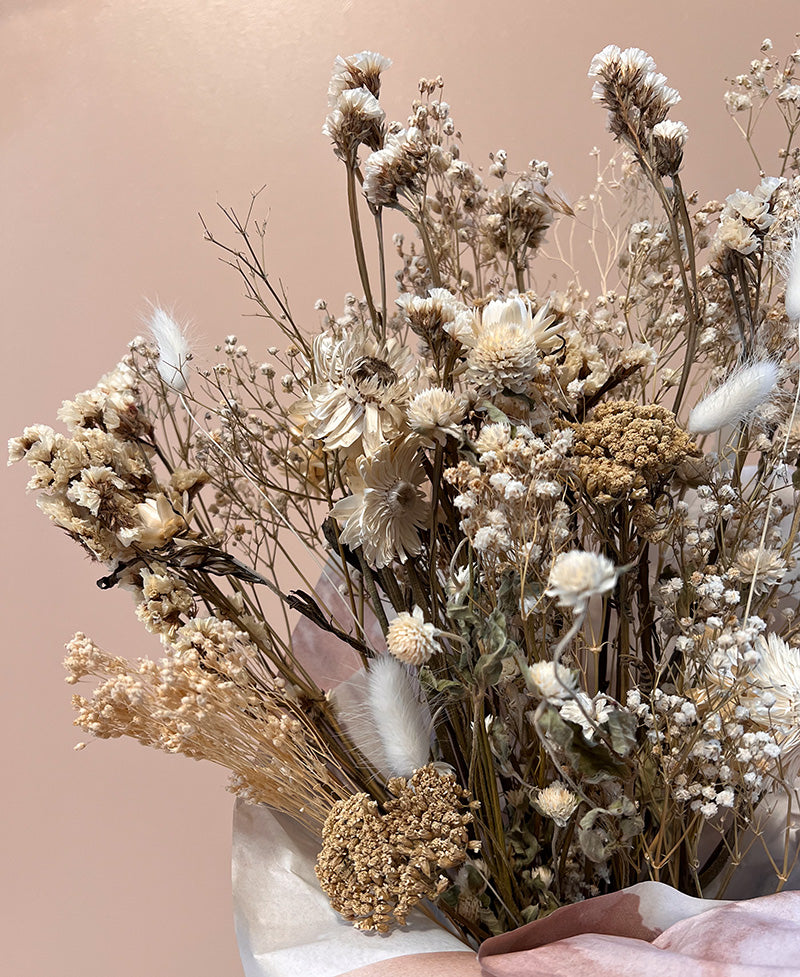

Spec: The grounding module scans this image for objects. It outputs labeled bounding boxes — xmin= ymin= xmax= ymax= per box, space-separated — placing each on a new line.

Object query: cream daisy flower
xmin=387 ymin=606 xmax=441 ymax=665
xmin=407 ymin=387 xmax=466 ymax=447
xmin=448 ymin=296 xmax=558 ymax=395
xmin=745 ymin=633 xmax=800 ymax=728
xmin=527 ymin=660 xmax=578 ymax=703
xmin=545 ymin=550 xmax=618 ymax=614
xmin=330 ymin=439 xmax=429 ymax=568
xmin=729 ymin=548 xmax=787 ymax=594
xmin=302 ymin=328 xmax=417 ymax=456
xmin=535 ymin=782 xmax=579 ymax=826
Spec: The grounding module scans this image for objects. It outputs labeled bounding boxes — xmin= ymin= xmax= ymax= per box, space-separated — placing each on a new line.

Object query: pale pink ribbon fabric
xmin=338 ymin=883 xmax=800 ymax=976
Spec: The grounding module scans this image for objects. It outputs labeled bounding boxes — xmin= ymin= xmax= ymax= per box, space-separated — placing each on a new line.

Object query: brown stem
xmin=346 ymin=165 xmax=379 ymax=331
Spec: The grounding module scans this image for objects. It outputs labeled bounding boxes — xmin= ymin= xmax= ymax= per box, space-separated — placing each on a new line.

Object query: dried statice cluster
xmin=11 ymin=42 xmax=800 ymax=945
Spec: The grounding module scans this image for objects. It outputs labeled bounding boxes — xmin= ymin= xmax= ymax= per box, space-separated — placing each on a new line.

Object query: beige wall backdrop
xmin=2 ymin=2 xmax=798 ymax=975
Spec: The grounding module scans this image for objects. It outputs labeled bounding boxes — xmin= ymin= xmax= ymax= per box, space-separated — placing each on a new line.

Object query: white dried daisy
xmin=448 ymin=297 xmax=558 ymax=395
xmin=387 ymin=606 xmax=441 ymax=665
xmin=407 ymin=387 xmax=466 ymax=447
xmin=745 ymin=633 xmax=800 ymax=728
xmin=559 ymin=692 xmax=613 ymax=741
xmin=545 ymin=550 xmax=618 ymax=614
xmin=301 ymin=328 xmax=417 ymax=456
xmin=535 ymin=781 xmax=579 ymax=827
xmin=527 ymin=660 xmax=578 ymax=703
xmin=730 ymin=548 xmax=787 ymax=594
xmin=330 ymin=439 xmax=429 ymax=568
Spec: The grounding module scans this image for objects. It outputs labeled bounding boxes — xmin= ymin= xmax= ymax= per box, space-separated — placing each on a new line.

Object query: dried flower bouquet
xmin=11 ymin=41 xmax=800 ymax=947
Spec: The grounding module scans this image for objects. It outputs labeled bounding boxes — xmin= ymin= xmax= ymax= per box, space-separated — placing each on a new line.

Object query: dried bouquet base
xmin=234 ymin=797 xmax=800 ymax=977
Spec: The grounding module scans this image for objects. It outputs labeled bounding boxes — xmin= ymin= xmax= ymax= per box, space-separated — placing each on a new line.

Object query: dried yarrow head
xmin=315 ymin=766 xmax=479 ymax=931
xmin=570 ymin=400 xmax=699 ymax=501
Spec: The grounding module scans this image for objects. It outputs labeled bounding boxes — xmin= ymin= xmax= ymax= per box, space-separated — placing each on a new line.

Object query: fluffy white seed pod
xmin=148 ymin=307 xmax=191 ymax=392
xmin=784 ymin=229 xmax=800 ymax=324
xmin=688 ymin=360 xmax=780 ymax=435
xmin=366 ymin=655 xmax=432 ymax=777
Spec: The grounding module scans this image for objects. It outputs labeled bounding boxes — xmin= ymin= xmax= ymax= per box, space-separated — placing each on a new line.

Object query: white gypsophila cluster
xmin=447 ymin=424 xmax=573 ymax=568
xmin=545 ymin=550 xmax=618 ymax=615
xmin=627 ymin=687 xmax=780 ymax=819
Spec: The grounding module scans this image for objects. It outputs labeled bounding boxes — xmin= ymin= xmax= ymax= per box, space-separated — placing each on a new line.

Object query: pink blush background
xmin=2 ymin=2 xmax=798 ymax=975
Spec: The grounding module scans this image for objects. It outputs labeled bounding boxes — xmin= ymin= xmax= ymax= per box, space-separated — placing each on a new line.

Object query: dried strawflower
xmin=527 ymin=660 xmax=579 ymax=703
xmin=546 ymin=550 xmax=618 ymax=614
xmin=535 ymin=782 xmax=580 ymax=827
xmin=299 ymin=327 xmax=416 ymax=455
xmin=745 ymin=633 xmax=800 ymax=731
xmin=448 ymin=296 xmax=558 ymax=395
xmin=330 ymin=439 xmax=429 ymax=568
xmin=386 ymin=606 xmax=442 ymax=666
xmin=406 ymin=387 xmax=466 ymax=446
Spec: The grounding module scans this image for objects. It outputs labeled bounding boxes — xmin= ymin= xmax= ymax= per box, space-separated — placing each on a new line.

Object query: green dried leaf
xmin=605 ymin=708 xmax=638 ymax=757
xmin=537 ymin=708 xmax=628 ymax=783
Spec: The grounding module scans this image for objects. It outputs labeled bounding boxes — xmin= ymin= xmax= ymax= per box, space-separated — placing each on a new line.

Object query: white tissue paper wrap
xmin=232 ymin=799 xmax=467 ymax=977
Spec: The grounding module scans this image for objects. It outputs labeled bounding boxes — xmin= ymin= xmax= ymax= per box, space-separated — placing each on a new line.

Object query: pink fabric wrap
xmin=337 ymin=883 xmax=800 ymax=976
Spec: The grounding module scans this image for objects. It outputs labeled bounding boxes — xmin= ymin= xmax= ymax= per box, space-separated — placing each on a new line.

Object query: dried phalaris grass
xmin=65 ymin=628 xmax=353 ymax=831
